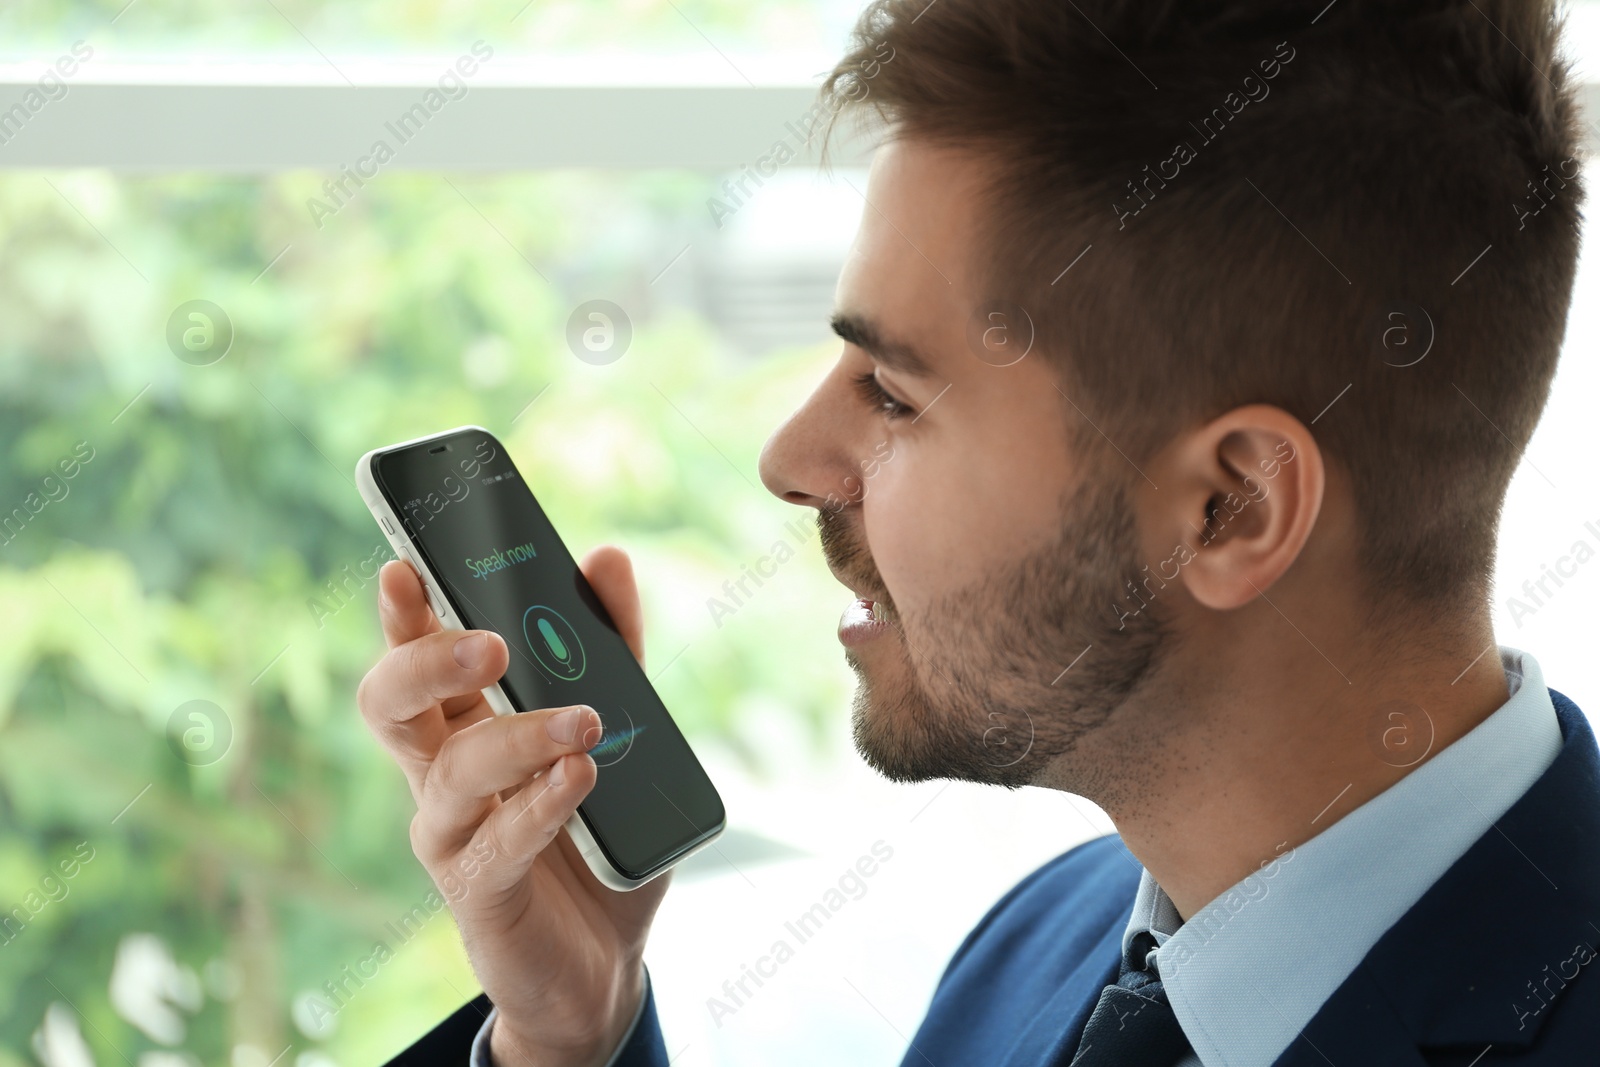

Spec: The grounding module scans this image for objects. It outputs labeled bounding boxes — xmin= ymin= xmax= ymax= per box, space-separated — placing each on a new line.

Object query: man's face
xmin=757 ymin=137 xmax=1172 ymax=788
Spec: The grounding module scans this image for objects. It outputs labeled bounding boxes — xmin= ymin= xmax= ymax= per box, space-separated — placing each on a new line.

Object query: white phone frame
xmin=355 ymin=424 xmax=725 ymax=893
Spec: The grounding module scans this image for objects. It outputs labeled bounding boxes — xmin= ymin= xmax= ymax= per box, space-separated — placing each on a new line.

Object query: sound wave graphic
xmin=588 ymin=724 xmax=646 ymax=761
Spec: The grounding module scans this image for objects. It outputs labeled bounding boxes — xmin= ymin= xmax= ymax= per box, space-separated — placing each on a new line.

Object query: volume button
xmin=381 ymin=514 xmax=395 ymax=534
xmin=425 ymin=583 xmax=447 ymax=618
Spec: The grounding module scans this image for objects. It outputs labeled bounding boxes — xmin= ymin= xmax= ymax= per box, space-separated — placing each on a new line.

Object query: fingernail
xmin=550 ymin=754 xmax=567 ymax=787
xmin=547 ymin=705 xmax=594 ymax=745
xmin=453 ymin=633 xmax=488 ymax=669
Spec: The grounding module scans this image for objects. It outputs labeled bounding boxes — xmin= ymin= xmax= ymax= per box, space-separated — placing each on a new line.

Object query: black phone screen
xmin=371 ymin=427 xmax=724 ymax=880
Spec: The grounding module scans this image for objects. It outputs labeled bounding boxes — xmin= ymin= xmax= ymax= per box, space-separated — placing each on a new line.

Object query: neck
xmin=1051 ymin=623 xmax=1511 ymax=921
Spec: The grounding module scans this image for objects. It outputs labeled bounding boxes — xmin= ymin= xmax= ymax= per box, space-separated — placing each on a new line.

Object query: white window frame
xmin=0 ymin=59 xmax=881 ymax=169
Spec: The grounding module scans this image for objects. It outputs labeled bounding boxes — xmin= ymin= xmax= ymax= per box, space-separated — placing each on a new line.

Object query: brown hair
xmin=816 ymin=0 xmax=1586 ymax=620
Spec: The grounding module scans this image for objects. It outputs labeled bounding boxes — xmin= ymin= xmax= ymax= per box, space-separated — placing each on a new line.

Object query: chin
xmin=844 ymin=654 xmax=1046 ymax=790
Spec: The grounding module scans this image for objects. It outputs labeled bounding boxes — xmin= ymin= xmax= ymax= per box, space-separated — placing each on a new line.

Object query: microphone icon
xmin=537 ymin=617 xmax=571 ymax=665
xmin=524 ymin=605 xmax=586 ymax=681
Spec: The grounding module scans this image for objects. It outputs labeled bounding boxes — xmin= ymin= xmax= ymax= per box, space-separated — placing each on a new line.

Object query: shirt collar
xmin=1122 ymin=854 xmax=1184 ymax=962
xmin=1121 ymin=645 xmax=1562 ymax=1067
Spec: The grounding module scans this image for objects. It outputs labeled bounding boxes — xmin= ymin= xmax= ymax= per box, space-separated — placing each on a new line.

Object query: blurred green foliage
xmin=0 ymin=166 xmax=856 ymax=1065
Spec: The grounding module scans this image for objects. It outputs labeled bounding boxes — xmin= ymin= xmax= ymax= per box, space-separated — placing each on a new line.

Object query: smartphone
xmin=355 ymin=425 xmax=726 ymax=892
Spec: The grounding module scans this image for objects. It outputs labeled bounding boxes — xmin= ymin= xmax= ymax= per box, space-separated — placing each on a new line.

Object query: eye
xmin=851 ymin=370 xmax=915 ymax=421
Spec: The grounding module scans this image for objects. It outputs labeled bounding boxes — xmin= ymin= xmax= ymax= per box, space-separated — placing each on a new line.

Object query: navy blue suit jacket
xmin=394 ymin=687 xmax=1600 ymax=1066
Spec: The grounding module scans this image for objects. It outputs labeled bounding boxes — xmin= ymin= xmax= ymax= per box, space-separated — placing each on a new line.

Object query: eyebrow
xmin=830 ymin=311 xmax=937 ymax=379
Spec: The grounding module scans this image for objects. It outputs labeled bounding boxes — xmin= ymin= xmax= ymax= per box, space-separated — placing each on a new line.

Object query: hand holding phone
xmin=355 ymin=425 xmax=725 ymax=1063
xmin=357 ymin=426 xmax=725 ymax=889
xmin=358 ymin=546 xmax=669 ymax=1066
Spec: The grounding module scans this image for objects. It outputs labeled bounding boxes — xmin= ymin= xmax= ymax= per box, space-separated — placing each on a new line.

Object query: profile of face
xmin=757 ymin=138 xmax=1173 ymax=790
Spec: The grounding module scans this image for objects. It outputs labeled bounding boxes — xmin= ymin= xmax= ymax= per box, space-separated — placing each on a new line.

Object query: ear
xmin=1161 ymin=404 xmax=1325 ymax=611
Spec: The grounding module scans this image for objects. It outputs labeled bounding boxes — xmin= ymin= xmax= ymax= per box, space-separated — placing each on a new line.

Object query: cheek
xmin=865 ymin=438 xmax=1072 ymax=617
xmin=861 ymin=464 xmax=918 ymax=595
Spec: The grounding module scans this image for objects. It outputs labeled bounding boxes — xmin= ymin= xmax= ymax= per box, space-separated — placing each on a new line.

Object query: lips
xmin=838 ymin=596 xmax=893 ymax=647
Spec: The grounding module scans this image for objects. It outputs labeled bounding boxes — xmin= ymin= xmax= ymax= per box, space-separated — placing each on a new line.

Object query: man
xmin=358 ymin=0 xmax=1599 ymax=1063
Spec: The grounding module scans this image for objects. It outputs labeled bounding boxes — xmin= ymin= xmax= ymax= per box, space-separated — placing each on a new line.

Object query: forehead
xmin=834 ymin=139 xmax=992 ymax=349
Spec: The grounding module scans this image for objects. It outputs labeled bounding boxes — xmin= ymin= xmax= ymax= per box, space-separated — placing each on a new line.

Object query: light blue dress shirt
xmin=1127 ymin=645 xmax=1564 ymax=1067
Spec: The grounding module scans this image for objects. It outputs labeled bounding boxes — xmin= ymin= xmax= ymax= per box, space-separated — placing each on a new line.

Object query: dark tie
xmin=1066 ymin=931 xmax=1193 ymax=1066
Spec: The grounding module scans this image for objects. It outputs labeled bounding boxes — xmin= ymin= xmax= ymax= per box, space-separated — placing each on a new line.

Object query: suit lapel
xmin=1028 ymin=903 xmax=1126 ymax=1067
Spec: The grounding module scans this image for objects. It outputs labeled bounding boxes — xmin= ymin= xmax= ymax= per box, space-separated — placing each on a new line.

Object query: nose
xmin=758 ymin=360 xmax=865 ymax=513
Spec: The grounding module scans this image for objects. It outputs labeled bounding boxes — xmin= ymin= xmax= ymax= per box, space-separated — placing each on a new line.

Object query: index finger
xmin=355 ymin=627 xmax=507 ymax=791
xmin=379 ymin=557 xmax=442 ymax=649
xmin=379 ymin=556 xmax=496 ymax=721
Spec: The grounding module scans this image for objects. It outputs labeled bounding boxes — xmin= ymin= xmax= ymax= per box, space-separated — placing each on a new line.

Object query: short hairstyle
xmin=817 ymin=0 xmax=1586 ymax=621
